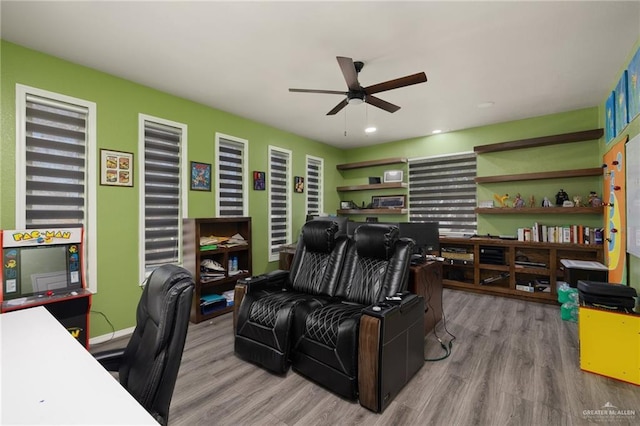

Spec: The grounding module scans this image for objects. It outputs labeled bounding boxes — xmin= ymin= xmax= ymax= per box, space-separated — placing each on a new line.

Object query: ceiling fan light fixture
xmin=347 ymin=91 xmax=365 ymax=105
xmin=365 ymin=126 xmax=377 ymax=133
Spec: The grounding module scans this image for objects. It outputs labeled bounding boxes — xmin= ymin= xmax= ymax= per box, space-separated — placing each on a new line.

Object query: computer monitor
xmin=398 ymin=222 xmax=440 ymax=255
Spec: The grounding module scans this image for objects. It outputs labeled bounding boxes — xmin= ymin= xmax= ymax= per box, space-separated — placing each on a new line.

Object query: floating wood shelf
xmin=337 ymin=182 xmax=408 ymax=191
xmin=474 ymin=207 xmax=604 ymax=215
xmin=336 ymin=157 xmax=407 ymax=170
xmin=473 ymin=129 xmax=603 ymax=153
xmin=474 ymin=168 xmax=603 ymax=184
xmin=337 ymin=208 xmax=407 ymax=215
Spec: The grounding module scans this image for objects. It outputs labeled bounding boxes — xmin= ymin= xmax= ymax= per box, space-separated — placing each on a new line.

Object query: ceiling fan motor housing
xmin=347 ymin=90 xmax=365 ymax=104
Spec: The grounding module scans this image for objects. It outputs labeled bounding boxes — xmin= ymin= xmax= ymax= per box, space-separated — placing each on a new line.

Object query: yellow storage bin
xmin=579 ymin=307 xmax=640 ymax=385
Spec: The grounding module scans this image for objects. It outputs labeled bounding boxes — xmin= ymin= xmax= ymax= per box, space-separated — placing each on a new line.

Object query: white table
xmin=0 ymin=306 xmax=158 ymax=425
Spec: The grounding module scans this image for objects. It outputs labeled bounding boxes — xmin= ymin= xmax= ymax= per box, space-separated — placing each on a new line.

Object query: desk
xmin=0 ymin=306 xmax=158 ymax=425
xmin=408 ymin=261 xmax=443 ymax=335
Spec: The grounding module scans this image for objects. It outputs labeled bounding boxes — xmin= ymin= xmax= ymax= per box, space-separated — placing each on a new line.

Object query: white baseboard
xmin=90 ymin=326 xmax=135 ymax=346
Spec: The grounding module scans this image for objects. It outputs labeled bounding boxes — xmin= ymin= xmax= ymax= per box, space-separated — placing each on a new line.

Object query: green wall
xmin=3 ymin=35 xmax=639 ymax=337
xmin=0 ymin=41 xmax=344 ymax=337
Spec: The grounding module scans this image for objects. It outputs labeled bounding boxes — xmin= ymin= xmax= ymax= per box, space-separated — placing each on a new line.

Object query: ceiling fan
xmin=289 ymin=56 xmax=427 ymax=115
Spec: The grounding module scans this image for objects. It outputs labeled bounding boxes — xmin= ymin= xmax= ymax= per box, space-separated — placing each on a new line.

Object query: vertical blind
xmin=269 ymin=148 xmax=290 ymax=259
xmin=409 ymin=152 xmax=477 ymax=235
xmin=217 ymin=138 xmax=245 ymax=216
xmin=24 ymin=95 xmax=88 ymax=228
xmin=306 ymin=156 xmax=323 ymax=215
xmin=143 ymin=121 xmax=182 ymax=273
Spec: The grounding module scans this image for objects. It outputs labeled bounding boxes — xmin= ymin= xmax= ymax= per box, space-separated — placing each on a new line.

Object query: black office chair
xmin=93 ymin=264 xmax=194 ymax=426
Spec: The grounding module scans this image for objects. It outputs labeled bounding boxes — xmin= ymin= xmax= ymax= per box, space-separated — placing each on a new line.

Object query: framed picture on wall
xmin=190 ymin=161 xmax=211 ymax=191
xmin=294 ymin=176 xmax=304 ymax=193
xmin=100 ymin=149 xmax=133 ymax=187
xmin=253 ymin=171 xmax=265 ymax=190
xmin=605 ymin=91 xmax=616 ymax=144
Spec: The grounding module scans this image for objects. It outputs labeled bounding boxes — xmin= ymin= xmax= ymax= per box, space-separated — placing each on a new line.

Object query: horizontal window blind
xmin=306 ymin=156 xmax=323 ymax=215
xmin=217 ymin=138 xmax=245 ymax=217
xmin=24 ymin=94 xmax=88 ymax=228
xmin=409 ymin=152 xmax=477 ymax=235
xmin=269 ymin=148 xmax=291 ymax=260
xmin=143 ymin=121 xmax=182 ymax=272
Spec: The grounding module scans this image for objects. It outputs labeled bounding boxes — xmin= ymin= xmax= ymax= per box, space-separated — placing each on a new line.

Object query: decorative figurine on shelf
xmin=529 ymin=195 xmax=535 ymax=208
xmin=588 ymin=191 xmax=602 ymax=207
xmin=513 ymin=193 xmax=525 ymax=208
xmin=541 ymin=197 xmax=552 ymax=207
xmin=494 ymin=193 xmax=510 ymax=208
xmin=555 ymin=189 xmax=569 ymax=206
xmin=573 ymin=195 xmax=582 ymax=207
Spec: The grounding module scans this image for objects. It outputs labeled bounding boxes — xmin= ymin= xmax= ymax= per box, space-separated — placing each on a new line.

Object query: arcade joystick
xmin=46 ymin=290 xmax=54 ymax=297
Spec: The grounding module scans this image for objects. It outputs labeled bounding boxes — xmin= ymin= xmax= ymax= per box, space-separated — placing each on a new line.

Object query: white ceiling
xmin=2 ymin=1 xmax=639 ymax=148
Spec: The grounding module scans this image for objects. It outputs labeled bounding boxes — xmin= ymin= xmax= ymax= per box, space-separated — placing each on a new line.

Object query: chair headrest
xmin=145 ymin=264 xmax=194 ymax=321
xmin=354 ymin=224 xmax=399 ymax=260
xmin=301 ymin=220 xmax=339 ymax=253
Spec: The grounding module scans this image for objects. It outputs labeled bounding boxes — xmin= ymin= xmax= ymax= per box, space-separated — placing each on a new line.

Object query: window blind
xmin=217 ymin=138 xmax=245 ymax=217
xmin=409 ymin=152 xmax=477 ymax=235
xmin=24 ymin=95 xmax=88 ymax=228
xmin=306 ymin=156 xmax=323 ymax=215
xmin=269 ymin=148 xmax=291 ymax=260
xmin=143 ymin=121 xmax=182 ymax=272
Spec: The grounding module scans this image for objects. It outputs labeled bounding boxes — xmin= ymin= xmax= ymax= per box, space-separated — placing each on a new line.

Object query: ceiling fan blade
xmin=337 ymin=56 xmax=360 ymax=91
xmin=289 ymin=88 xmax=348 ymax=95
xmin=364 ymin=72 xmax=427 ymax=95
xmin=365 ymin=95 xmax=401 ymax=113
xmin=327 ymin=99 xmax=349 ymax=115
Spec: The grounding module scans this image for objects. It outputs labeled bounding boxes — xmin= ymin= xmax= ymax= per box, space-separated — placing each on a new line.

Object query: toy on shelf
xmin=541 ymin=197 xmax=552 ymax=207
xmin=588 ymin=191 xmax=602 ymax=207
xmin=573 ymin=195 xmax=583 ymax=207
xmin=555 ymin=189 xmax=569 ymax=206
xmin=513 ymin=193 xmax=525 ymax=208
xmin=494 ymin=193 xmax=510 ymax=208
xmin=529 ymin=195 xmax=535 ymax=208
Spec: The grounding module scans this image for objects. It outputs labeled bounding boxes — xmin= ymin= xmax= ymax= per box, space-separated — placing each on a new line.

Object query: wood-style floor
xmin=91 ymin=289 xmax=639 ymax=425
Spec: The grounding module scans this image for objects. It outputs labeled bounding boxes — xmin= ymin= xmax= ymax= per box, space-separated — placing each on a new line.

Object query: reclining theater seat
xmin=234 ymin=220 xmax=349 ymax=374
xmin=290 ymin=224 xmax=418 ymax=406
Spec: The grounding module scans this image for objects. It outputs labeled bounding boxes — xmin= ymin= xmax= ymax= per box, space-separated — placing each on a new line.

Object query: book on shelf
xmin=517 ymin=223 xmax=604 ymax=245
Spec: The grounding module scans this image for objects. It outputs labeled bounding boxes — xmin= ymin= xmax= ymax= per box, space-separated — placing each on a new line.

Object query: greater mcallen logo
xmin=583 ymin=402 xmax=636 ymax=421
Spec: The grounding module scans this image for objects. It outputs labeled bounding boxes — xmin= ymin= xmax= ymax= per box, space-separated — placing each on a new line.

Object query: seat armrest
xmin=233 ymin=271 xmax=290 ymax=329
xmin=93 ymin=348 xmax=126 ymax=372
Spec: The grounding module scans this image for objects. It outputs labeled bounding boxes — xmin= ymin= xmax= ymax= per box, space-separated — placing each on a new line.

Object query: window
xmin=15 ymin=85 xmax=97 ymax=292
xmin=139 ymin=115 xmax=187 ymax=282
xmin=215 ymin=133 xmax=248 ymax=217
xmin=268 ymin=146 xmax=292 ymax=262
xmin=305 ymin=155 xmax=323 ymax=216
xmin=408 ymin=152 xmax=477 ymax=236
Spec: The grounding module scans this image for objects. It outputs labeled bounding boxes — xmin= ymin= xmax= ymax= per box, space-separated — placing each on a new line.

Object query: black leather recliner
xmin=93 ymin=264 xmax=194 ymax=426
xmin=234 ymin=220 xmax=349 ymax=374
xmin=290 ymin=224 xmax=414 ymax=401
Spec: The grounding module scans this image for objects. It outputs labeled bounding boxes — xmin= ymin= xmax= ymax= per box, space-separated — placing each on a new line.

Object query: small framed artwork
xmin=294 ymin=176 xmax=304 ymax=193
xmin=371 ymin=195 xmax=406 ymax=209
xmin=100 ymin=149 xmax=133 ymax=187
xmin=190 ymin=161 xmax=212 ymax=191
xmin=383 ymin=170 xmax=403 ymax=183
xmin=253 ymin=171 xmax=265 ymax=190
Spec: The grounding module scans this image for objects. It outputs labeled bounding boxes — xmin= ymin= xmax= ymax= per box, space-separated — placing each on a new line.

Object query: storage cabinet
xmin=183 ymin=217 xmax=252 ymax=323
xmin=440 ymin=237 xmax=604 ymax=303
xmin=336 ymin=157 xmax=408 ymax=216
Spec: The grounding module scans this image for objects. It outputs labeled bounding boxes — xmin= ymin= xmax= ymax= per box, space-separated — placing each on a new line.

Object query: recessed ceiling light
xmin=477 ymin=101 xmax=495 ymax=108
xmin=432 ymin=129 xmax=442 ymax=134
xmin=365 ymin=127 xmax=377 ymax=133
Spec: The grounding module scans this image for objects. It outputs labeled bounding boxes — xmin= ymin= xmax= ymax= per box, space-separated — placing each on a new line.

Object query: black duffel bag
xmin=577 ymin=280 xmax=637 ymax=313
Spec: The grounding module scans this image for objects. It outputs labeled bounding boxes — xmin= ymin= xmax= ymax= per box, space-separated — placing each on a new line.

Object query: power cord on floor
xmin=91 ymin=310 xmax=116 ymax=343
xmin=422 ymin=268 xmax=456 ymax=362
